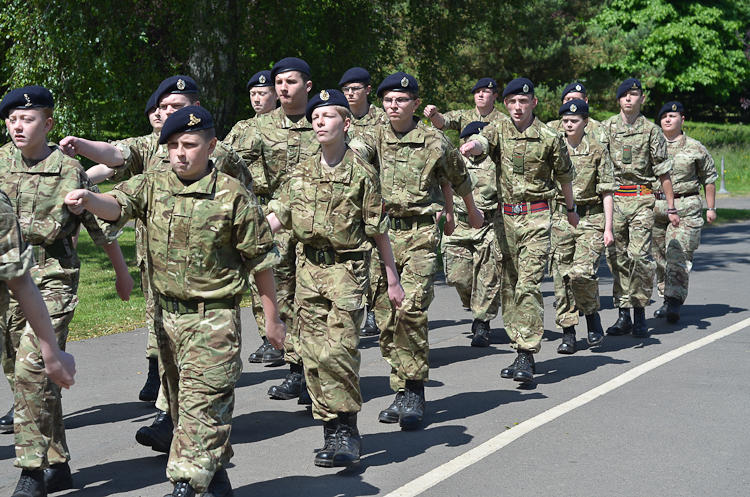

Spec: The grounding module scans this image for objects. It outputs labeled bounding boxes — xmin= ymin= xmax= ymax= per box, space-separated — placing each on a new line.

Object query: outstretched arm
xmin=64 ymin=189 xmax=123 ymax=221
xmin=59 ymin=137 xmax=125 ymax=167
xmin=86 ymin=164 xmax=117 ymax=184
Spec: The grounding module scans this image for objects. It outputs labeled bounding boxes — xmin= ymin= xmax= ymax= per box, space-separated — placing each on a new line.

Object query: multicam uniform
xmin=439 ymin=107 xmax=508 ymax=132
xmin=551 ymin=133 xmax=617 ymax=327
xmin=652 ymin=135 xmax=716 ymax=303
xmin=600 ymin=114 xmax=672 ymax=308
xmin=103 ymin=164 xmax=278 ymax=492
xmin=476 ymin=117 xmax=574 ymax=352
xmin=0 ymin=146 xmax=115 ymax=470
xmin=350 ymin=120 xmax=474 ymax=391
xmin=269 ymin=149 xmax=388 ymax=421
xmin=546 ymin=117 xmax=607 ymax=143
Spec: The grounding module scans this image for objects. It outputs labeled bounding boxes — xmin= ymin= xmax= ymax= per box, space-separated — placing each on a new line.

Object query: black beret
xmin=658 ymin=101 xmax=684 ymax=121
xmin=376 ymin=72 xmax=419 ymax=98
xmin=561 ymin=82 xmax=587 ymax=101
xmin=471 ymin=78 xmax=499 ymax=93
xmin=339 ymin=67 xmax=371 ymax=86
xmin=270 ymin=57 xmax=311 ymax=82
xmin=155 ymin=76 xmax=198 ymax=103
xmin=144 ymin=90 xmax=159 ymax=116
xmin=246 ymin=71 xmax=273 ymax=91
xmin=559 ymin=99 xmax=589 ymax=116
xmin=616 ymin=78 xmax=642 ymax=100
xmin=158 ymin=106 xmax=214 ymax=144
xmin=502 ymin=78 xmax=534 ymax=98
xmin=0 ymin=86 xmax=54 ymax=119
xmin=305 ymin=90 xmax=350 ymax=122
xmin=459 ymin=121 xmax=488 ymax=139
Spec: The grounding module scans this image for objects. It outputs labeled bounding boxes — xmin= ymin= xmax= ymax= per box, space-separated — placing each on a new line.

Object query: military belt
xmin=158 ymin=294 xmax=237 ymax=315
xmin=614 ymin=185 xmax=652 ymax=196
xmin=32 ymin=237 xmax=72 ymax=265
xmin=303 ymin=244 xmax=365 ymax=265
xmin=390 ymin=215 xmax=434 ymax=231
xmin=502 ymin=200 xmax=549 ymax=216
xmin=654 ymin=191 xmax=699 ymax=201
xmin=456 ymin=210 xmax=493 ymax=226
xmin=558 ymin=203 xmax=604 ymax=217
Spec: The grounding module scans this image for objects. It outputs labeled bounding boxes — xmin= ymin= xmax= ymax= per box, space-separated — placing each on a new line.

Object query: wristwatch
xmin=566 ymin=205 xmax=576 ymax=213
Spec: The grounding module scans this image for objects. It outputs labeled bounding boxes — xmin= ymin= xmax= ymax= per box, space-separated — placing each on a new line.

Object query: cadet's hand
xmin=668 ymin=212 xmax=680 ymax=227
xmin=706 ymin=209 xmax=717 ymax=224
xmin=59 ymin=136 xmax=80 ymax=158
xmin=441 ymin=210 xmax=456 ymax=236
xmin=388 ymin=281 xmax=406 ymax=309
xmin=423 ymin=105 xmax=438 ymax=118
xmin=603 ymin=228 xmax=615 ymax=247
xmin=460 ymin=140 xmax=482 ymax=157
xmin=115 ymin=272 xmax=134 ymax=301
xmin=566 ymin=211 xmax=580 ymax=228
xmin=468 ymin=207 xmax=484 ymax=229
xmin=44 ymin=350 xmax=76 ymax=389
xmin=64 ymin=189 xmax=91 ymax=215
xmin=266 ymin=317 xmax=287 ymax=350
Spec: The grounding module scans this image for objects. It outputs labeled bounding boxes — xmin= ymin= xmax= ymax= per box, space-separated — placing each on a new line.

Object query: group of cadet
xmin=0 ymin=52 xmax=717 ymax=497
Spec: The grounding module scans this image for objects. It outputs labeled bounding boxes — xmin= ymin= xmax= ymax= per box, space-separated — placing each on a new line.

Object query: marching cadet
xmin=652 ymin=101 xmax=717 ymax=322
xmin=350 ymin=72 xmax=484 ymax=429
xmin=442 ymin=121 xmax=502 ymax=346
xmin=461 ymin=78 xmax=578 ymax=383
xmin=550 ymin=100 xmax=616 ymax=354
xmin=266 ymin=89 xmax=404 ymax=467
xmin=546 ymin=82 xmax=606 ymax=141
xmin=224 ymin=70 xmax=285 ymax=367
xmin=338 ymin=66 xmax=388 ymax=337
xmin=59 ymin=75 xmax=253 ymax=454
xmin=65 ymin=105 xmax=286 ymax=497
xmin=600 ymin=78 xmax=678 ymax=338
xmin=424 ymin=77 xmax=509 ymax=130
xmin=0 ymin=86 xmax=131 ymax=495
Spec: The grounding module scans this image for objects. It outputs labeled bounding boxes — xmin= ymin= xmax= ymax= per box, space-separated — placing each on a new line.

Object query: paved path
xmin=1 ymin=221 xmax=749 ymax=496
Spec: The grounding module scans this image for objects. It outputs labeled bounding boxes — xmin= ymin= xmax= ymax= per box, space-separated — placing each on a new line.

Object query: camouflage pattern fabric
xmin=439 ymin=107 xmax=509 ymax=132
xmin=347 ymin=103 xmax=387 ymax=141
xmin=546 ymin=117 xmax=607 ymax=144
xmin=550 ymin=209 xmax=578 ymax=327
xmin=569 ymin=212 xmax=608 ymax=315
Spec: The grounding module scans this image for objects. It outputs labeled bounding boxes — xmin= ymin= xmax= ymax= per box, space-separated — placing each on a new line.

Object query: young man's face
xmin=562 ymin=92 xmax=587 ymax=104
xmin=311 ymin=107 xmax=350 ymax=147
xmin=382 ymin=90 xmax=419 ymax=125
xmin=275 ymin=71 xmax=312 ymax=110
xmin=158 ymin=94 xmax=197 ymax=120
xmin=147 ymin=107 xmax=163 ymax=132
xmin=660 ymin=111 xmax=685 ymax=134
xmin=618 ymin=89 xmax=645 ymax=114
xmin=249 ymin=87 xmax=278 ymax=115
xmin=6 ymin=109 xmax=53 ymax=151
xmin=474 ymin=88 xmax=497 ymax=108
xmin=341 ymin=82 xmax=371 ymax=108
xmin=562 ymin=114 xmax=588 ymax=138
xmin=504 ymin=94 xmax=537 ymax=125
xmin=166 ymin=131 xmax=216 ymax=181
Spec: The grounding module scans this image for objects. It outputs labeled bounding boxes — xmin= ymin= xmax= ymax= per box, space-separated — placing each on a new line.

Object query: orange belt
xmin=615 ymin=185 xmax=652 ymax=196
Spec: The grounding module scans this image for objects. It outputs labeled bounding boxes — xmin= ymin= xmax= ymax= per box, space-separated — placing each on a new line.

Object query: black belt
xmin=158 ymin=294 xmax=237 ymax=315
xmin=32 ymin=237 xmax=72 ymax=264
xmin=654 ymin=191 xmax=699 ymax=201
xmin=303 ymin=245 xmax=365 ymax=265
xmin=390 ymin=215 xmax=434 ymax=231
xmin=456 ymin=210 xmax=493 ymax=226
xmin=558 ymin=203 xmax=604 ymax=217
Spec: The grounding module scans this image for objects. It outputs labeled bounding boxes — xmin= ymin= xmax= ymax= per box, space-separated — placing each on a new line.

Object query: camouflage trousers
xmin=497 ymin=207 xmax=552 ymax=353
xmin=2 ymin=303 xmax=74 ymax=470
xmin=653 ymin=195 xmax=704 ymax=303
xmin=157 ymin=303 xmax=243 ymax=493
xmin=551 ymin=209 xmax=607 ymax=325
xmin=366 ymin=245 xmax=387 ymax=312
xmin=606 ymin=194 xmax=655 ymax=308
xmin=141 ymin=261 xmax=158 ymax=360
xmin=441 ymin=216 xmax=501 ymax=322
xmin=295 ymin=254 xmax=366 ymax=421
xmin=275 ymin=230 xmax=301 ymax=366
xmin=374 ymin=223 xmax=438 ymax=392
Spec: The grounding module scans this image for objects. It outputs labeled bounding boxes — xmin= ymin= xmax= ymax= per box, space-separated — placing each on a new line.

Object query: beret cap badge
xmin=401 ymin=77 xmax=409 ymax=88
xmin=575 ymin=84 xmax=582 ymax=91
xmin=187 ymin=113 xmax=201 ymax=127
xmin=259 ymin=75 xmax=266 ymax=84
xmin=488 ymin=82 xmax=493 ymax=88
xmin=177 ymin=79 xmax=186 ymax=91
xmin=671 ymin=103 xmax=677 ymax=111
xmin=570 ymin=103 xmax=577 ymax=113
xmin=24 ymin=94 xmax=32 ymax=107
xmin=522 ymin=84 xmax=529 ymax=93
xmin=320 ymin=90 xmax=330 ymax=101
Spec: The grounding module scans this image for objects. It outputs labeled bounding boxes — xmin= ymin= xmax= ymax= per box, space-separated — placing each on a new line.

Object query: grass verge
xmin=704 ymin=208 xmax=750 ymax=227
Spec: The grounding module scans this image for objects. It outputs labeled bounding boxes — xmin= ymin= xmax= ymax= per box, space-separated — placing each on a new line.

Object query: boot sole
xmin=135 ymin=430 xmax=171 ymax=453
xmin=471 ymin=338 xmax=489 ymax=347
xmin=606 ymin=326 xmax=632 ymax=335
xmin=513 ymin=372 xmax=534 ymax=383
xmin=247 ymin=356 xmax=263 ymax=363
xmin=557 ymin=346 xmax=576 ymax=355
xmin=0 ymin=426 xmax=13 ymax=434
xmin=332 ymin=458 xmax=360 ymax=467
xmin=587 ymin=334 xmax=604 ymax=346
xmin=314 ymin=458 xmax=335 ymax=468
xmin=268 ymin=392 xmax=300 ymax=400
xmin=378 ymin=412 xmax=399 ymax=423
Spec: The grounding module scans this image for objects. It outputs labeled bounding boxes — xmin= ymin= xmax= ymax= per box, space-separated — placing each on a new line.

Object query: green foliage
xmin=683 ymin=121 xmax=750 ymax=149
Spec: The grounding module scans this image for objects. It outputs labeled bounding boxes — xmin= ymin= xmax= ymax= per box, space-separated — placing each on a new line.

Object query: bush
xmin=683 ymin=122 xmax=750 ymax=150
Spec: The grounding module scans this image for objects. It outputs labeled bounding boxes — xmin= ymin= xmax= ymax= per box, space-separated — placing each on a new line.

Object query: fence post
xmin=718 ymin=157 xmax=730 ymax=194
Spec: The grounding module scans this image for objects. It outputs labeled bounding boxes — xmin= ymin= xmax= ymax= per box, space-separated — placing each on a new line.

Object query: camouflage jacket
xmin=440 ymin=107 xmax=509 ymax=132
xmin=654 ymin=134 xmax=717 ymax=194
xmin=477 ymin=116 xmax=574 ymax=203
xmin=349 ymin=119 xmax=475 ymax=217
xmin=269 ymin=148 xmax=388 ymax=252
xmin=347 ymin=104 xmax=387 ymax=142
xmin=105 ymin=162 xmax=278 ymax=301
xmin=556 ymin=132 xmax=618 ymax=204
xmin=600 ymin=113 xmax=672 ymax=186
xmin=0 ymin=190 xmax=34 ymax=314
xmin=546 ymin=117 xmax=607 ymax=144
xmin=455 ymin=152 xmax=498 ymax=214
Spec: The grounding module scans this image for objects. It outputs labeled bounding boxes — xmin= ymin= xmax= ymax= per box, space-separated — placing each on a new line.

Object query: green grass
xmin=704 ymin=208 xmax=750 ymax=227
xmin=706 ymin=146 xmax=750 ymax=195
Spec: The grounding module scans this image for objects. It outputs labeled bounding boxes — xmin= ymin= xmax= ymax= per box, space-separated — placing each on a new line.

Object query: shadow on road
xmin=63 ymin=401 xmax=154 ymax=430
xmin=57 ymin=455 xmax=168 ymax=497
xmin=234 ymin=472 xmax=380 ymax=497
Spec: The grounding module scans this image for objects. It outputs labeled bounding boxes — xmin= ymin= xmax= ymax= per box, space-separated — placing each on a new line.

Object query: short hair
xmin=186 ymin=92 xmax=200 ymax=104
xmin=333 ymin=105 xmax=352 ymax=121
xmin=41 ymin=107 xmax=54 ymax=119
xmin=195 ymin=127 xmax=216 ymax=142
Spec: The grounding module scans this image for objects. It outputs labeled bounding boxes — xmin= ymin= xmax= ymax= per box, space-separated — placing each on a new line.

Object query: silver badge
xmin=512 ymin=205 xmax=522 ymax=214
xmin=522 ymin=84 xmax=529 ymax=93
xmin=671 ymin=103 xmax=677 ymax=111
xmin=401 ymin=77 xmax=409 ymax=88
xmin=177 ymin=79 xmax=186 ymax=91
xmin=320 ymin=90 xmax=330 ymax=101
xmin=23 ymin=94 xmax=32 ymax=107
xmin=488 ymin=82 xmax=493 ymax=88
xmin=570 ymin=103 xmax=578 ymax=113
xmin=259 ymin=75 xmax=266 ymax=84
xmin=575 ymin=84 xmax=581 ymax=92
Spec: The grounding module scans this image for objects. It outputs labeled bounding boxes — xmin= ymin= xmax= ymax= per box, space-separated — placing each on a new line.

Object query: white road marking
xmin=384 ymin=317 xmax=750 ymax=497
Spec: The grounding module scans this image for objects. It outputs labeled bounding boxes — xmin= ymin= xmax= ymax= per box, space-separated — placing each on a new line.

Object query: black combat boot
xmin=360 ymin=310 xmax=380 ymax=337
xmin=378 ymin=391 xmax=405 ymax=423
xmin=298 ymin=378 xmax=312 ymax=405
xmin=267 ymin=363 xmax=303 ymax=399
xmin=333 ymin=413 xmax=361 ymax=467
xmin=43 ymin=462 xmax=73 ymax=494
xmin=314 ymin=419 xmax=340 ymax=467
xmin=139 ymin=357 xmax=160 ymax=402
xmin=501 ymin=354 xmax=520 ymax=379
xmin=0 ymin=405 xmax=14 ymax=434
xmin=557 ymin=326 xmax=577 ymax=354
xmin=513 ymin=351 xmax=535 ymax=383
xmin=666 ymin=297 xmax=681 ymax=324
xmin=247 ymin=338 xmax=271 ymax=363
xmin=164 ymin=482 xmax=196 ymax=497
xmin=203 ymin=467 xmax=233 ymax=497
xmin=399 ymin=380 xmax=425 ymax=430
xmin=653 ymin=299 xmax=668 ymax=318
xmin=585 ymin=312 xmax=605 ymax=345
xmin=471 ymin=320 xmax=491 ymax=348
xmin=135 ymin=410 xmax=173 ymax=453
xmin=12 ymin=469 xmax=45 ymax=497
xmin=632 ymin=307 xmax=648 ymax=337
xmin=607 ymin=308 xmax=632 ymax=335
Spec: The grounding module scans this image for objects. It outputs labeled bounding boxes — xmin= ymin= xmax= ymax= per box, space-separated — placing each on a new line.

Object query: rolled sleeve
xmin=651 ymin=129 xmax=673 ymax=177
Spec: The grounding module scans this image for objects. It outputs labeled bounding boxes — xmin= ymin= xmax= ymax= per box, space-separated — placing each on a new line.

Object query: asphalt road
xmin=1 ymin=219 xmax=749 ymax=496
